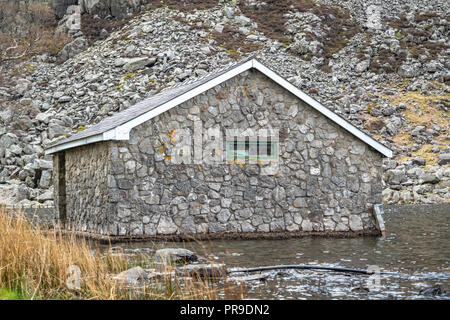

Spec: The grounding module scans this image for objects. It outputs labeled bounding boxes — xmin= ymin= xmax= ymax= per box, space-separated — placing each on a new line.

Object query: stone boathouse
xmin=45 ymin=57 xmax=392 ymax=239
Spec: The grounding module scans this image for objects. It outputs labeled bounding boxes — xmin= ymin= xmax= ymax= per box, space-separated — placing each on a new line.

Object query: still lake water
xmin=118 ymin=204 xmax=449 ymax=299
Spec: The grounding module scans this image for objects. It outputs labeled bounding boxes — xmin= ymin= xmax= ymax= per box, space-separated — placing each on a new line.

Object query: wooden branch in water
xmin=228 ymin=264 xmax=398 ymax=275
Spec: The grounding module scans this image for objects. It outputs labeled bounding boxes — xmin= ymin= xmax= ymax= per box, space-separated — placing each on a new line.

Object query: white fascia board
xmin=44 ymin=133 xmax=104 ymax=155
xmin=103 ymin=127 xmax=129 ymax=141
xmin=252 ymin=60 xmax=393 ymax=158
xmin=45 ymin=61 xmax=253 ymax=154
xmin=113 ymin=60 xmax=255 ymax=138
xmin=45 ymin=58 xmax=392 ymax=158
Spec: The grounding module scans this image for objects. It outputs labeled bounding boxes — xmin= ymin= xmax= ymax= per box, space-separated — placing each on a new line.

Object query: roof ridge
xmin=46 ymin=56 xmax=392 ymax=158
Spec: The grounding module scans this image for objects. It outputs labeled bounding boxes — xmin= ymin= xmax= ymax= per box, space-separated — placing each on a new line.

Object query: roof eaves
xmin=252 ymin=60 xmax=393 ymax=158
xmin=45 ymin=57 xmax=392 ymax=158
xmin=111 ymin=58 xmax=255 ymax=141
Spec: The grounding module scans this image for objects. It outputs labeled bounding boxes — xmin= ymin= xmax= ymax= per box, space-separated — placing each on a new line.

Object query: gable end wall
xmin=103 ymin=70 xmax=383 ymax=237
xmin=62 ymin=141 xmax=111 ymax=234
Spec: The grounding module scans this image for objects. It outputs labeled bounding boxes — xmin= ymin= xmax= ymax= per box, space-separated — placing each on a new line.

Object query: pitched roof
xmin=45 ymin=57 xmax=393 ymax=157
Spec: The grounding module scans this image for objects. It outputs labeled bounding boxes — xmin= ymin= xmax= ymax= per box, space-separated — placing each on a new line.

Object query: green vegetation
xmin=0 ymin=288 xmax=23 ymax=300
xmin=366 ymin=102 xmax=376 ymax=113
xmin=123 ymin=72 xmax=137 ymax=81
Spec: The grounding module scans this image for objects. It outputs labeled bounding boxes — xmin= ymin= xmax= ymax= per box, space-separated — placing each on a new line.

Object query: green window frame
xmin=226 ymin=137 xmax=278 ymax=161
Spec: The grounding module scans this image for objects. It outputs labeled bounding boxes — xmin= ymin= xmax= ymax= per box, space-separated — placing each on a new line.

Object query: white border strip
xmin=45 ymin=60 xmax=254 ymax=154
xmin=45 ymin=134 xmax=104 ymax=155
xmin=46 ymin=59 xmax=392 ymax=158
xmin=252 ymin=60 xmax=392 ymax=157
xmin=110 ymin=59 xmax=255 ymax=140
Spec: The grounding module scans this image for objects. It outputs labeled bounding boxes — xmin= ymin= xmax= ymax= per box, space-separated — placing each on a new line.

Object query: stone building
xmin=46 ymin=57 xmax=392 ymax=239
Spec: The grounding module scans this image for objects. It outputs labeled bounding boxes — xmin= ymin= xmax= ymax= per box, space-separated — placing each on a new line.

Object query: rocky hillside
xmin=0 ymin=0 xmax=449 ymax=207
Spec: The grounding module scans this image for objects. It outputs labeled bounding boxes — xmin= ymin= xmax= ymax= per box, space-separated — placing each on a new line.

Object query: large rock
xmin=0 ymin=133 xmax=19 ymax=149
xmin=156 ymin=216 xmax=177 ymax=234
xmin=80 ymin=0 xmax=111 ymax=18
xmin=39 ymin=170 xmax=52 ymax=189
xmin=50 ymin=0 xmax=78 ymax=19
xmin=385 ymin=169 xmax=406 ymax=185
xmin=58 ymin=37 xmax=88 ymax=61
xmin=438 ymin=153 xmax=450 ymax=166
xmin=176 ymin=263 xmax=226 ymax=279
xmin=355 ymin=60 xmax=370 ymax=73
xmin=15 ymin=79 xmax=32 ymax=96
xmin=398 ymin=63 xmax=421 ymax=77
xmin=289 ymin=39 xmax=310 ymax=56
xmin=114 ymin=266 xmax=147 ymax=284
xmin=155 ymin=248 xmax=198 ymax=264
xmin=349 ymin=215 xmax=363 ymax=231
xmin=16 ymin=184 xmax=30 ymax=201
xmin=47 ymin=119 xmax=67 ymax=139
xmin=36 ymin=113 xmax=53 ymax=124
xmin=33 ymin=159 xmax=53 ymax=170
xmin=420 ymin=172 xmax=440 ymax=184
xmin=37 ymin=189 xmax=54 ymax=202
xmin=123 ymin=57 xmax=157 ymax=72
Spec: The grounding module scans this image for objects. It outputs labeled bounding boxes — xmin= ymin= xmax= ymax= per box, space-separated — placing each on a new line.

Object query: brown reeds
xmin=0 ymin=205 xmax=243 ymax=300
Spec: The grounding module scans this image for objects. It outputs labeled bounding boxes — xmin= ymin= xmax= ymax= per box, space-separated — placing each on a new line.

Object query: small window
xmin=226 ymin=136 xmax=278 ymax=162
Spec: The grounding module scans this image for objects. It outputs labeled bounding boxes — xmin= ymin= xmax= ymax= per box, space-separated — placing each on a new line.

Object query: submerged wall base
xmin=55 ymin=229 xmax=381 ymax=244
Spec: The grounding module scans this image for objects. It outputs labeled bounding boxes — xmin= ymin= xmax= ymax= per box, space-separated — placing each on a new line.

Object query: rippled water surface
xmin=119 ymin=204 xmax=450 ymax=299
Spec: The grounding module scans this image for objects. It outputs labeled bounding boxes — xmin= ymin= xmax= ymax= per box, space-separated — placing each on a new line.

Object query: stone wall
xmin=63 ymin=141 xmax=111 ymax=234
xmin=104 ymin=69 xmax=383 ymax=237
xmin=5 ymin=205 xmax=56 ymax=228
xmin=53 ymin=151 xmax=63 ymax=225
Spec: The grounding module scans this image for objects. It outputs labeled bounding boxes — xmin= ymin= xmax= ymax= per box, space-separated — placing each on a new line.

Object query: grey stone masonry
xmin=55 ymin=142 xmax=111 ymax=234
xmin=55 ymin=69 xmax=383 ymax=237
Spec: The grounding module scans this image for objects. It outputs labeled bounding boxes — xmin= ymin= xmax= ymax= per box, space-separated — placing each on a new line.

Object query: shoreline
xmin=48 ymin=229 xmax=381 ymax=244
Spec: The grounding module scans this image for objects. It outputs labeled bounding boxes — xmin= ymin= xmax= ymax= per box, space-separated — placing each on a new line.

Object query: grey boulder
xmin=155 ymin=248 xmax=198 ymax=264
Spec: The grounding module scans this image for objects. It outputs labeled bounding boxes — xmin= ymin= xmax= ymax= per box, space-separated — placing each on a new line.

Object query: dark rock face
xmin=438 ymin=154 xmax=450 ymax=166
xmin=80 ymin=0 xmax=145 ymax=19
xmin=51 ymin=0 xmax=146 ymax=20
xmin=50 ymin=0 xmax=79 ymax=19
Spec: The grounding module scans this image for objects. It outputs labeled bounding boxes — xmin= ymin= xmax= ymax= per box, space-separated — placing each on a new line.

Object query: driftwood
xmin=228 ymin=264 xmax=397 ymax=275
xmin=1 ymin=36 xmax=39 ymax=61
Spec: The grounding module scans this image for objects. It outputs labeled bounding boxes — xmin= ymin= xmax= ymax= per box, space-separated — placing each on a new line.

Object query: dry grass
xmin=361 ymin=113 xmax=385 ymax=132
xmin=396 ymin=143 xmax=443 ymax=165
xmin=384 ymin=89 xmax=449 ymax=138
xmin=0 ymin=206 xmax=242 ymax=300
xmin=0 ymin=1 xmax=71 ymax=86
xmin=0 ymin=2 xmax=71 ymax=62
xmin=392 ymin=131 xmax=413 ymax=147
xmin=386 ymin=86 xmax=450 ymax=165
xmin=81 ymin=13 xmax=137 ymax=43
xmin=211 ymin=25 xmax=263 ymax=60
